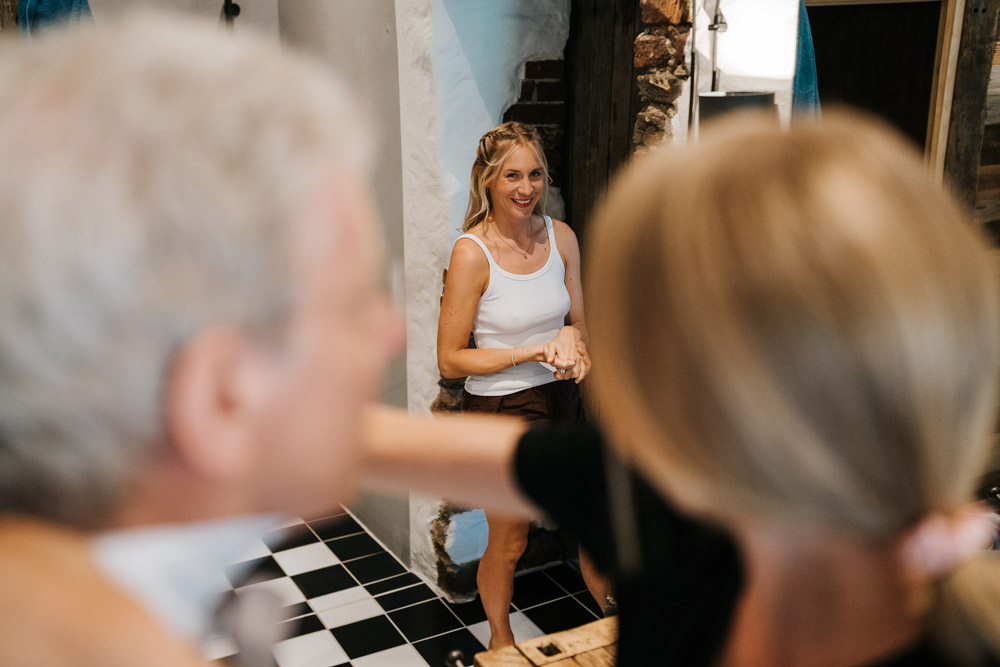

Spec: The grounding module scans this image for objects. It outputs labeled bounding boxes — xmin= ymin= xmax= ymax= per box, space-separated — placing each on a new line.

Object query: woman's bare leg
xmin=578 ymin=547 xmax=612 ymax=614
xmin=478 ymin=512 xmax=529 ymax=649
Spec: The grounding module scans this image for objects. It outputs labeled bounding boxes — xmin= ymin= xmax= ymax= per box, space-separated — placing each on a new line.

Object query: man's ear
xmin=165 ymin=328 xmax=264 ymax=481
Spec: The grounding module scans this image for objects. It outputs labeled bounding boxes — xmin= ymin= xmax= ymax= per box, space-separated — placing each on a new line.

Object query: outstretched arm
xmin=361 ymin=404 xmax=538 ymax=518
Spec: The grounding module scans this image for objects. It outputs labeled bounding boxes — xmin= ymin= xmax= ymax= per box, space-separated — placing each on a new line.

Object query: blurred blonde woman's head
xmin=589 ymin=111 xmax=999 ymax=537
xmin=464 ymin=121 xmax=548 ymax=231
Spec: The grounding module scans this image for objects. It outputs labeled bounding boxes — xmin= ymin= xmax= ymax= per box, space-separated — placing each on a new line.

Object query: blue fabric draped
xmin=18 ymin=0 xmax=92 ymax=36
xmin=792 ymin=0 xmax=821 ymax=117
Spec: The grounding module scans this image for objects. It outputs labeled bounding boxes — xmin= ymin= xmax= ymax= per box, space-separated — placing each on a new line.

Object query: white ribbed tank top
xmin=460 ymin=216 xmax=570 ymax=397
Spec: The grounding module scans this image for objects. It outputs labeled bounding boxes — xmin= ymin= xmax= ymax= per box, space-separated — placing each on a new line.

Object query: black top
xmin=514 ymin=424 xmax=963 ymax=666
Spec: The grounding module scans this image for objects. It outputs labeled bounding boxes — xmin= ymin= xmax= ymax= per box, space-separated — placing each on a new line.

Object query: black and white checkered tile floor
xmin=206 ymin=509 xmax=602 ymax=666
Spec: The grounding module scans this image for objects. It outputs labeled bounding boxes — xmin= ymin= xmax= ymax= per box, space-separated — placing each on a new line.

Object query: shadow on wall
xmin=431 ymin=0 xmax=570 ymax=241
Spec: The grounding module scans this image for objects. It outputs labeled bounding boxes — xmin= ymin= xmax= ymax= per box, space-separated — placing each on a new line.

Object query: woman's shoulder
xmin=546 ymin=217 xmax=579 ymax=255
xmin=449 ymin=232 xmax=490 ymax=272
xmin=545 ymin=216 xmax=575 ymax=236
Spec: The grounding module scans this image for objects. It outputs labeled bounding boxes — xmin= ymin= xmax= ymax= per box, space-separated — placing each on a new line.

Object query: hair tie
xmin=899 ymin=504 xmax=1000 ymax=578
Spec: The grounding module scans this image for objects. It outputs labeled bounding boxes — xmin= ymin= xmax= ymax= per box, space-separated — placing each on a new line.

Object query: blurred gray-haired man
xmin=0 ymin=11 xmax=402 ymax=660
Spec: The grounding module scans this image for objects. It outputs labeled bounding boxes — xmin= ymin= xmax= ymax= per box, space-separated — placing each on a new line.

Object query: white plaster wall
xmin=694 ymin=0 xmax=799 ymax=126
xmin=395 ymin=0 xmax=452 ymax=588
xmin=395 ymin=0 xmax=450 ymax=420
xmin=88 ymin=0 xmax=278 ymax=35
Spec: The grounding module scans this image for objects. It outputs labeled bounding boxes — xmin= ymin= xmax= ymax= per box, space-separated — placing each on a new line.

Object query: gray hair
xmin=0 ymin=12 xmax=373 ymax=527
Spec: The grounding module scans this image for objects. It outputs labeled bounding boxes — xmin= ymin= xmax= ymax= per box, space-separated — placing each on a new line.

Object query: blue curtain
xmin=792 ymin=0 xmax=821 ymax=117
xmin=18 ymin=0 xmax=92 ymax=36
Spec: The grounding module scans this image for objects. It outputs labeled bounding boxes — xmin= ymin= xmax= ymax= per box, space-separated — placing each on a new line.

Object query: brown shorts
xmin=462 ymin=380 xmax=586 ymax=426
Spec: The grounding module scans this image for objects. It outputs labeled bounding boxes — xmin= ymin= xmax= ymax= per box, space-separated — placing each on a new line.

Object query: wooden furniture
xmin=474 ymin=617 xmax=618 ymax=667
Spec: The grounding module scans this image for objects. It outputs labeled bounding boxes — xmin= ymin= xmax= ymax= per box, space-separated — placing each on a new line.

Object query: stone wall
xmin=633 ymin=0 xmax=692 ymax=151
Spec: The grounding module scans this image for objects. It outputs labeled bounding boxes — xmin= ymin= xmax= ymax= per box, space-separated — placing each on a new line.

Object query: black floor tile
xmin=282 ymin=603 xmax=312 ymax=620
xmin=574 ymin=591 xmax=602 ymax=619
xmin=308 ymin=515 xmax=364 ymax=541
xmin=388 ymin=599 xmax=463 ymax=642
xmin=281 ymin=613 xmax=324 ymax=638
xmin=510 ymin=570 xmax=567 ymax=610
xmin=325 ymin=532 xmax=383 ymax=561
xmin=412 ymin=628 xmax=485 ymax=667
xmin=262 ymin=523 xmax=320 ymax=551
xmin=541 ymin=561 xmax=588 ymax=595
xmin=291 ymin=564 xmax=359 ymax=598
xmin=443 ymin=597 xmax=487 ymax=626
xmin=375 ymin=583 xmax=436 ymax=612
xmin=443 ymin=598 xmax=514 ymax=626
xmin=329 ymin=616 xmax=406 ymax=659
xmin=364 ymin=572 xmax=421 ymax=596
xmin=225 ymin=555 xmax=284 ymax=587
xmin=343 ymin=552 xmax=406 ymax=584
xmin=522 ymin=596 xmax=597 ymax=635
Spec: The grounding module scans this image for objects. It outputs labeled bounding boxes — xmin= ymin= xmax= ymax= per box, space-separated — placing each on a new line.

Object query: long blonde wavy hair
xmin=588 ymin=110 xmax=1000 ymax=662
xmin=463 ymin=121 xmax=548 ymax=232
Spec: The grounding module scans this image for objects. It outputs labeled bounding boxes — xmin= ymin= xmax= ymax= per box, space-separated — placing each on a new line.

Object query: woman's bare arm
xmin=361 ymin=404 xmax=538 ymax=517
xmin=437 ymin=239 xmax=548 ymax=379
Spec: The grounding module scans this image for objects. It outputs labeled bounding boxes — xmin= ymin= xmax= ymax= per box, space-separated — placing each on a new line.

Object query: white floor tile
xmin=467 ymin=611 xmax=544 ymax=649
xmin=272 ymin=542 xmax=341 ymax=576
xmin=351 ymin=643 xmax=429 ymax=667
xmin=202 ymin=635 xmax=237 ymax=661
xmin=317 ymin=597 xmax=385 ymax=628
xmin=210 ymin=570 xmax=235 ymax=595
xmin=307 ymin=585 xmax=372 ymax=613
xmin=237 ymin=576 xmax=306 ymax=607
xmin=239 ymin=538 xmax=273 ymax=560
xmin=272 ymin=630 xmax=349 ymax=667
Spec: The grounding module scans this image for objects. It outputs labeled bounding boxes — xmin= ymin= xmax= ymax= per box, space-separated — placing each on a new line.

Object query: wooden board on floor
xmin=474 ymin=617 xmax=618 ymax=667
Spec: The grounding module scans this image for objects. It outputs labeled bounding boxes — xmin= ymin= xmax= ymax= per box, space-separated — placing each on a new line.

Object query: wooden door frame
xmin=806 ymin=0 xmax=999 ymax=204
xmin=563 ymin=0 xmax=640 ymax=248
xmin=936 ymin=0 xmax=999 ymax=206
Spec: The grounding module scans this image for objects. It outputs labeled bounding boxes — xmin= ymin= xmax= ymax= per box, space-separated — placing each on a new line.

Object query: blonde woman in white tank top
xmin=437 ymin=122 xmax=610 ymax=650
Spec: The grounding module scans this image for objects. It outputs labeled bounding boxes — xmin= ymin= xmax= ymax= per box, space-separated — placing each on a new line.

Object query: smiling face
xmin=489 ymin=143 xmax=546 ymax=223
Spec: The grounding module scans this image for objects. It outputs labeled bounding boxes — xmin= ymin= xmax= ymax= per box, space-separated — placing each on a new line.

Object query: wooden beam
xmin=928 ymin=0 xmax=966 ymax=178
xmin=943 ymin=0 xmax=1000 ymax=207
xmin=609 ymin=0 xmax=641 ymax=177
xmin=564 ymin=0 xmax=641 ymax=247
xmin=564 ymin=0 xmax=612 ymax=239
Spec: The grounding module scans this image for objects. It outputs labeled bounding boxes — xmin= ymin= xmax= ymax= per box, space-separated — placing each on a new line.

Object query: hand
xmin=544 ymin=326 xmax=580 ymax=372
xmin=553 ymin=341 xmax=590 ymax=383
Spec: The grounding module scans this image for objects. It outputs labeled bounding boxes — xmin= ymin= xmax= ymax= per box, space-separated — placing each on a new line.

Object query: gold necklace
xmin=492 ymin=218 xmax=533 ymax=260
